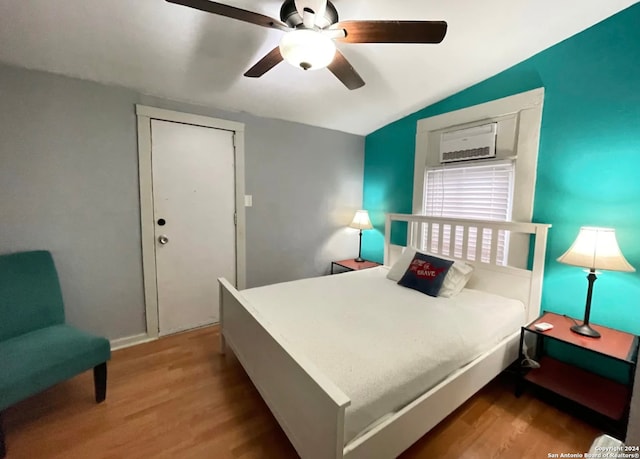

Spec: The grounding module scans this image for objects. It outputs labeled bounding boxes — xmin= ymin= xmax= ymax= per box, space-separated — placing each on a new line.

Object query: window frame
xmin=412 ymin=88 xmax=544 ymax=269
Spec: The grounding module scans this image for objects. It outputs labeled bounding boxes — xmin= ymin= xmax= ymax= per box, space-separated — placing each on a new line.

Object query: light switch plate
xmin=244 ymin=195 xmax=253 ymax=207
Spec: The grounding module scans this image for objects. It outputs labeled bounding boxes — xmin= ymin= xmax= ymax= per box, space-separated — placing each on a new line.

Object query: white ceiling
xmin=0 ymin=1 xmax=635 ymax=135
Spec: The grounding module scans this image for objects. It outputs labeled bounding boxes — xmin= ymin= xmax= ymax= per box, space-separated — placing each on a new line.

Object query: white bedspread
xmin=241 ymin=266 xmax=524 ymax=444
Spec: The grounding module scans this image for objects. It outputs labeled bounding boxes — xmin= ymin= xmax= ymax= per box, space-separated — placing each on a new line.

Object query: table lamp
xmin=349 ymin=210 xmax=373 ymax=263
xmin=557 ymin=226 xmax=635 ymax=338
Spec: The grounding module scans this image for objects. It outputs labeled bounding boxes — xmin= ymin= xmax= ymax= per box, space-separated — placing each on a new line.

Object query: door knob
xmin=158 ymin=235 xmax=169 ymax=245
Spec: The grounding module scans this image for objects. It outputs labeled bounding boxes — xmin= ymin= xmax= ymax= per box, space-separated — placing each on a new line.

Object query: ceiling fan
xmin=166 ymin=0 xmax=447 ymax=90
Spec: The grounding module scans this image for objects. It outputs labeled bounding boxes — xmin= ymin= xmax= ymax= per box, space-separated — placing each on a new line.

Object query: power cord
xmin=521 ymin=341 xmax=540 ymax=369
xmin=563 ymin=314 xmax=579 ymax=327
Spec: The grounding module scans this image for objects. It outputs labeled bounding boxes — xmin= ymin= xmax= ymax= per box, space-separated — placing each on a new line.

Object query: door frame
xmin=136 ymin=105 xmax=246 ymax=339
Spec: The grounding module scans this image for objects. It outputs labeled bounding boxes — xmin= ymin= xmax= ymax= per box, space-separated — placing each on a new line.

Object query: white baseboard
xmin=110 ymin=333 xmax=156 ymax=351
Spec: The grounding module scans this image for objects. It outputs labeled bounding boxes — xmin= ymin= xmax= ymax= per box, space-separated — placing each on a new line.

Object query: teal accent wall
xmin=363 ymin=3 xmax=640 ymax=334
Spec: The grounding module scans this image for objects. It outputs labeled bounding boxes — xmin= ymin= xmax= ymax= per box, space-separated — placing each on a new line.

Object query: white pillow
xmin=386 ymin=247 xmax=418 ymax=281
xmin=386 ymin=246 xmax=474 ymax=298
xmin=438 ymin=257 xmax=474 ymax=298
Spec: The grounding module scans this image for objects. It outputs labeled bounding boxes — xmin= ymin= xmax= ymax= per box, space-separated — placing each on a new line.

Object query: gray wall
xmin=0 ymin=62 xmax=364 ymax=340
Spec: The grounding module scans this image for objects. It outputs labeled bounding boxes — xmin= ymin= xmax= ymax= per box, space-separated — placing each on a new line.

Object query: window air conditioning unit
xmin=440 ymin=122 xmax=497 ymax=163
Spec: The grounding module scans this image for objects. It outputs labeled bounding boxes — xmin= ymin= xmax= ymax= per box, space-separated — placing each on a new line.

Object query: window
xmin=422 ymin=161 xmax=515 ymax=264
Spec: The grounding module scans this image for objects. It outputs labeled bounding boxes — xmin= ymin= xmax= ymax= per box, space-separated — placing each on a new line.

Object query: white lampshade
xmin=557 ymin=226 xmax=635 ymax=272
xmin=279 ymin=29 xmax=336 ymax=71
xmin=349 ymin=210 xmax=373 ymax=230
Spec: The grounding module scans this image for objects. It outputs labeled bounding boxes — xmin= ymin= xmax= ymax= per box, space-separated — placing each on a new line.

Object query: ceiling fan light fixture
xmin=279 ymin=29 xmax=336 ymax=71
xmin=169 ymin=0 xmax=447 ymax=89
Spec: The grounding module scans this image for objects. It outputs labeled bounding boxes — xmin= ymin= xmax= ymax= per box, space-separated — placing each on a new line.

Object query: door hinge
xmin=234 ymin=212 xmax=237 ymax=226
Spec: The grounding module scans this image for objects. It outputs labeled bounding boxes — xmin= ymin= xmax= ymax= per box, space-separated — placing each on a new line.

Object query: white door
xmin=151 ymin=119 xmax=236 ymax=336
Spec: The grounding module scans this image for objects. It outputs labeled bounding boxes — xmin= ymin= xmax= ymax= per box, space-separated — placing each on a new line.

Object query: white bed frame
xmin=218 ymin=214 xmax=550 ymax=459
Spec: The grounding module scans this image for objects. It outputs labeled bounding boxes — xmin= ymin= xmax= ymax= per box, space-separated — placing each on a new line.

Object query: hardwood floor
xmin=3 ymin=326 xmax=599 ymax=458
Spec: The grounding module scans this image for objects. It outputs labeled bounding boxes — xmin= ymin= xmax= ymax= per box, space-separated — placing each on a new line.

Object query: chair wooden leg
xmin=93 ymin=362 xmax=107 ymax=403
xmin=0 ymin=410 xmax=6 ymax=458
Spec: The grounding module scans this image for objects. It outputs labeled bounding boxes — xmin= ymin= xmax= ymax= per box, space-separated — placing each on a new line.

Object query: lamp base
xmin=570 ymin=323 xmax=601 ymax=338
xmin=354 ymin=257 xmax=365 ymax=263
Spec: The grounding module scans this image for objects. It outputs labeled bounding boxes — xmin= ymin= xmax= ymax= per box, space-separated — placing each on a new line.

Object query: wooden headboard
xmin=383 ymin=214 xmax=551 ymax=323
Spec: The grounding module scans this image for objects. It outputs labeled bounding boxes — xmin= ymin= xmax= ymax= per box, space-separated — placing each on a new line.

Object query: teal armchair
xmin=0 ymin=250 xmax=111 ymax=458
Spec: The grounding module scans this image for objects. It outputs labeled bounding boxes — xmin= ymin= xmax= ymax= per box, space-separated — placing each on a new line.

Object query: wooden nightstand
xmin=517 ymin=311 xmax=639 ymax=437
xmin=330 ymin=259 xmax=381 ymax=274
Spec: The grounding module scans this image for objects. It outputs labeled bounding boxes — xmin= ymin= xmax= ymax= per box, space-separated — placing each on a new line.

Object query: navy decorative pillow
xmin=397 ymin=252 xmax=454 ymax=297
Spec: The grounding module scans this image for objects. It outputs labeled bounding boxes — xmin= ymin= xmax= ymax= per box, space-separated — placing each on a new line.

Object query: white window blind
xmin=422 ymin=161 xmax=515 ymax=264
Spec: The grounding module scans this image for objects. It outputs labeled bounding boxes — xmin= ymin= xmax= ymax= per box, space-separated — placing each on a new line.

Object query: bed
xmin=218 ymin=214 xmax=550 ymax=459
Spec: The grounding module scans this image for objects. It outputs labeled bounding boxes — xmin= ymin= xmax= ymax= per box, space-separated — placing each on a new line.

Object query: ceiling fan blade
xmin=244 ymin=47 xmax=284 ymax=78
xmin=166 ymin=0 xmax=289 ymax=31
xmin=332 ymin=20 xmax=447 ymax=44
xmin=327 ymin=50 xmax=365 ymax=90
